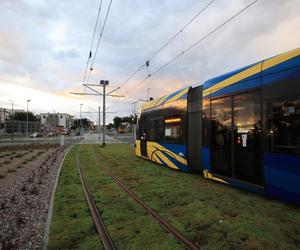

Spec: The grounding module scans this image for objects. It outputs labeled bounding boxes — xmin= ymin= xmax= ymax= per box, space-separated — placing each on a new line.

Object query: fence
xmin=0 ymin=135 xmax=83 ymax=146
xmin=0 ymin=120 xmax=39 ymax=135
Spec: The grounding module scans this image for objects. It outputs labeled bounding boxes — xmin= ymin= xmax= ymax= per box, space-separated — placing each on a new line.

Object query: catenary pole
xmin=98 ymin=106 xmax=101 ymax=140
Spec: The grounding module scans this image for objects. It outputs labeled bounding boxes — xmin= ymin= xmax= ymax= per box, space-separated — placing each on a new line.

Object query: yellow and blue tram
xmin=135 ymin=48 xmax=300 ymax=204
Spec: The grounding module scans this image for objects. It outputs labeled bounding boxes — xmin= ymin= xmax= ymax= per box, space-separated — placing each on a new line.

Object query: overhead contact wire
xmin=87 ymin=0 xmax=113 ymax=83
xmin=82 ymin=0 xmax=103 ymax=84
xmin=115 ymin=0 xmax=216 ymax=91
xmin=126 ymin=0 xmax=258 ymax=94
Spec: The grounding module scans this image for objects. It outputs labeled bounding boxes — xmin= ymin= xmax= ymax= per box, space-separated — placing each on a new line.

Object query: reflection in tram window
xmin=211 ymin=97 xmax=231 ymax=146
xmin=234 ymin=92 xmax=261 ymax=148
xmin=233 ymin=92 xmax=262 ymax=184
xmin=271 ymin=99 xmax=300 ymax=154
xmin=211 ymin=97 xmax=232 ymax=177
xmin=149 ymin=119 xmax=163 ymax=142
xmin=165 ymin=125 xmax=182 ymax=144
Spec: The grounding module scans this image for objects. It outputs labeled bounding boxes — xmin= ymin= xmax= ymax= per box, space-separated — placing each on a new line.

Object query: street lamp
xmin=80 ymin=103 xmax=83 ymax=134
xmin=131 ymin=99 xmax=147 ymax=144
xmin=99 ymin=80 xmax=109 ymax=146
xmin=8 ymin=100 xmax=14 ymax=141
xmin=26 ymin=99 xmax=31 ymax=137
xmin=147 ymin=88 xmax=151 ymax=101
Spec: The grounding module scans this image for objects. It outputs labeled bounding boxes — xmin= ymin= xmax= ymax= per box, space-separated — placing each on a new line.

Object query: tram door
xmin=140 ymin=132 xmax=147 ymax=157
xmin=211 ymin=97 xmax=232 ymax=177
xmin=211 ymin=91 xmax=263 ymax=185
xmin=233 ymin=92 xmax=263 ymax=185
xmin=139 ymin=114 xmax=148 ymax=157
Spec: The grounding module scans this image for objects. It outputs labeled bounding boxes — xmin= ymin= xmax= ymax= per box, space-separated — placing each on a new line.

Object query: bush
xmin=7 ymin=169 xmax=16 ymax=173
xmin=15 ymin=153 xmax=23 ymax=158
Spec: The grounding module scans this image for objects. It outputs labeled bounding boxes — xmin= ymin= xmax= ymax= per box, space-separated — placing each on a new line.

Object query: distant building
xmin=72 ymin=118 xmax=95 ymax=130
xmin=0 ymin=107 xmax=37 ymax=135
xmin=0 ymin=108 xmax=10 ymax=123
xmin=0 ymin=107 xmax=25 ymax=123
xmin=40 ymin=113 xmax=73 ymax=131
xmin=117 ymin=122 xmax=132 ymax=133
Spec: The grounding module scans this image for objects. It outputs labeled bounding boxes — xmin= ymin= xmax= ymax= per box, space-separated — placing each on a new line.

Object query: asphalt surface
xmin=0 ymin=132 xmax=134 ymax=146
xmin=80 ymin=133 xmax=123 ymax=144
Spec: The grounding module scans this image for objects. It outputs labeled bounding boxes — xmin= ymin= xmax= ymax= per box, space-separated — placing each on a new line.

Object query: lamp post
xmin=100 ymin=80 xmax=109 ymax=146
xmin=131 ymin=99 xmax=147 ymax=144
xmin=147 ymin=88 xmax=151 ymax=101
xmin=80 ymin=103 xmax=83 ymax=135
xmin=26 ymin=99 xmax=31 ymax=137
xmin=9 ymin=100 xmax=14 ymax=142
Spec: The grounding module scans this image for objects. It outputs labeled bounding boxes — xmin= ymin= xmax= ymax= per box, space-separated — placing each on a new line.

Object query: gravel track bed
xmin=0 ymin=146 xmax=68 ymax=250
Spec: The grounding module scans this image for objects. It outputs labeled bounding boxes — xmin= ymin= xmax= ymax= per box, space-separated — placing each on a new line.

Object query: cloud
xmin=53 ymin=48 xmax=80 ymax=60
xmin=0 ymin=0 xmax=300 ymax=123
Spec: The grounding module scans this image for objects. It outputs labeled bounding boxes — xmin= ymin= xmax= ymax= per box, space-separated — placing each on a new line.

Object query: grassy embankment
xmin=47 ymin=146 xmax=101 ymax=249
xmin=48 ymin=144 xmax=300 ymax=250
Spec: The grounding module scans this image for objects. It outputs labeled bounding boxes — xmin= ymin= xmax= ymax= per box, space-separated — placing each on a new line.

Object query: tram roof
xmin=202 ymin=47 xmax=300 ymax=98
xmin=141 ymin=87 xmax=189 ymax=112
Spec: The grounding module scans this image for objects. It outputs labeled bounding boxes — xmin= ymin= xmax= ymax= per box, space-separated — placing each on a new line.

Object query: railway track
xmin=76 ymin=148 xmax=199 ymax=250
xmin=76 ymin=149 xmax=115 ymax=250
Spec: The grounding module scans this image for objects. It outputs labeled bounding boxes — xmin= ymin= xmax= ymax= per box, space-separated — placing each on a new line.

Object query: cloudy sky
xmin=1 ymin=0 xmax=300 ymax=123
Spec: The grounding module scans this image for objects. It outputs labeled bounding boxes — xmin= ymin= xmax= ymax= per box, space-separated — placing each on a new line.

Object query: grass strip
xmin=48 ymin=146 xmax=102 ymax=250
xmin=79 ymin=144 xmax=184 ymax=250
xmin=90 ymin=144 xmax=300 ymax=250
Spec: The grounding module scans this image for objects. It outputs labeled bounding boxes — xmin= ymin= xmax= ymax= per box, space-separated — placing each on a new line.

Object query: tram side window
xmin=163 ymin=116 xmax=182 ymax=144
xmin=270 ymin=99 xmax=300 ymax=154
xmin=165 ymin=125 xmax=182 ymax=144
xmin=138 ymin=115 xmax=147 ymax=139
xmin=149 ymin=118 xmax=163 ymax=142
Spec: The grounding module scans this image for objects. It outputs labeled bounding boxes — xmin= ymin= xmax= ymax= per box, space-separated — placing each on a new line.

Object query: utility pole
xmin=147 ymin=88 xmax=151 ymax=101
xmin=80 ymin=103 xmax=83 ymax=135
xmin=70 ymin=81 xmax=123 ymax=146
xmin=98 ymin=106 xmax=101 ymax=140
xmin=131 ymin=99 xmax=147 ymax=144
xmin=100 ymin=80 xmax=109 ymax=146
xmin=9 ymin=100 xmax=14 ymax=142
xmin=26 ymin=99 xmax=31 ymax=137
xmin=84 ymin=107 xmax=115 ymax=142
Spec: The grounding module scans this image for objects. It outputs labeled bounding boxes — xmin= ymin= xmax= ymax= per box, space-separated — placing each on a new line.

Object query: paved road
xmin=81 ymin=133 xmax=123 ymax=144
xmin=114 ymin=133 xmax=134 ymax=144
xmin=0 ymin=132 xmax=131 ymax=146
xmin=0 ymin=135 xmax=81 ymax=146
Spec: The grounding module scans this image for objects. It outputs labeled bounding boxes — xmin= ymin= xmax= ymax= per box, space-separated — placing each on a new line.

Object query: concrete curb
xmin=43 ymin=144 xmax=76 ymax=250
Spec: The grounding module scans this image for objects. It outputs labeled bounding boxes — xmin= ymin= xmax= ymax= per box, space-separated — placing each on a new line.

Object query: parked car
xmin=47 ymin=132 xmax=55 ymax=137
xmin=30 ymin=133 xmax=41 ymax=138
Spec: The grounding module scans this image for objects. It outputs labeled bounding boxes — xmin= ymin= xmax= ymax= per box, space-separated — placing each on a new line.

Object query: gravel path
xmin=0 ymin=146 xmax=68 ymax=250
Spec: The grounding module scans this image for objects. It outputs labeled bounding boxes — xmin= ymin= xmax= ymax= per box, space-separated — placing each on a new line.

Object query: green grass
xmin=79 ymin=145 xmax=183 ymax=249
xmin=49 ymin=144 xmax=300 ymax=250
xmin=47 ymin=146 xmax=102 ymax=250
xmin=90 ymin=144 xmax=300 ymax=250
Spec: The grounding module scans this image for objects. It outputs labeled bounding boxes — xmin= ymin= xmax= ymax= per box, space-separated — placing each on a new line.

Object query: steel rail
xmin=76 ymin=150 xmax=115 ymax=250
xmin=102 ymin=166 xmax=199 ymax=250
